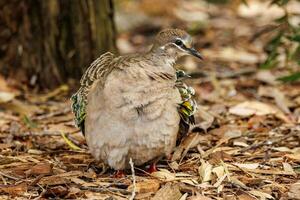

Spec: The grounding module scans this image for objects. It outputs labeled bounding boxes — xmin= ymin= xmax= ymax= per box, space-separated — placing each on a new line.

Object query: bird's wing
xmin=176 ymin=72 xmax=197 ymax=136
xmin=71 ymin=52 xmax=116 ymax=134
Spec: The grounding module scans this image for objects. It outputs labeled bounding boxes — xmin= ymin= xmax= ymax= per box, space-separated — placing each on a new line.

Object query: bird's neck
xmin=146 ymin=48 xmax=177 ymax=69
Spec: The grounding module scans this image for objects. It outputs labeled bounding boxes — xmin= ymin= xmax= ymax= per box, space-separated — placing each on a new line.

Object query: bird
xmin=71 ymin=28 xmax=202 ymax=170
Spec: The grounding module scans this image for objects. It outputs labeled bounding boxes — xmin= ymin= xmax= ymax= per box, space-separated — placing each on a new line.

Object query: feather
xmin=177 ymin=70 xmax=197 ymax=135
xmin=71 ymin=52 xmax=115 ymax=134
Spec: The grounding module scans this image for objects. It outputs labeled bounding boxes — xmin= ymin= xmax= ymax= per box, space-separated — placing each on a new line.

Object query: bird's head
xmin=151 ymin=28 xmax=203 ymax=61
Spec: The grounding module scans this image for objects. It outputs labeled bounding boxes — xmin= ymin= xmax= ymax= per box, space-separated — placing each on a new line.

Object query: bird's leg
xmin=146 ymin=155 xmax=165 ymax=174
xmin=113 ymin=170 xmax=126 ymax=178
xmin=147 ymin=163 xmax=158 ymax=173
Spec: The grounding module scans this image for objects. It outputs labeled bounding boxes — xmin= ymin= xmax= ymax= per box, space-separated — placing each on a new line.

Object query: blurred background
xmin=0 ymin=0 xmax=299 ymax=91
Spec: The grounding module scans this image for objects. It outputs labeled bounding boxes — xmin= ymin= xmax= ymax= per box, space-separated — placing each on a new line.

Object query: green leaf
xmin=271 ymin=0 xmax=290 ymax=6
xmin=267 ymin=31 xmax=283 ymax=51
xmin=290 ymin=34 xmax=300 ymax=43
xmin=241 ymin=0 xmax=248 ymax=6
xmin=292 ymin=45 xmax=300 ymax=63
xmin=61 ymin=132 xmax=82 ymax=151
xmin=22 ymin=115 xmax=38 ymax=128
xmin=278 ymin=72 xmax=300 ymax=82
xmin=260 ymin=31 xmax=283 ymax=69
xmin=260 ymin=52 xmax=279 ymax=69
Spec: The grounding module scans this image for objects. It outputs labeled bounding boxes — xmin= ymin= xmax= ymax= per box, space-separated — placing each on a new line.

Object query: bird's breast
xmin=103 ymin=66 xmax=181 ymax=122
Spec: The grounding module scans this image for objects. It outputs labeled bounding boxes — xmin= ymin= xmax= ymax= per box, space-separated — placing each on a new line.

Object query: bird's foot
xmin=147 ymin=163 xmax=158 ymax=174
xmin=113 ymin=170 xmax=125 ymax=178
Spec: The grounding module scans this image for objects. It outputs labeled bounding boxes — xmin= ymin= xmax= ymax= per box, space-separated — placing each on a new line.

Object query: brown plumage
xmin=71 ymin=28 xmax=202 ymax=170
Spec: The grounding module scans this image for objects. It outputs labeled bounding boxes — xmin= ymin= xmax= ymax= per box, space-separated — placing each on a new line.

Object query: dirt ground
xmin=0 ymin=0 xmax=299 ymax=199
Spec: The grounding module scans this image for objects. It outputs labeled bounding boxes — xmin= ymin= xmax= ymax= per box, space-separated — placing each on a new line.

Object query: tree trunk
xmin=0 ymin=0 xmax=116 ymax=89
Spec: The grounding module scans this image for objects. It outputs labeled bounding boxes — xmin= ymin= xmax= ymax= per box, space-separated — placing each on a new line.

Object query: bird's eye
xmin=175 ymin=39 xmax=183 ymax=46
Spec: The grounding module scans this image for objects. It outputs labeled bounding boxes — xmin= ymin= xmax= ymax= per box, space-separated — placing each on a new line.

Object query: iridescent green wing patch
xmin=70 ymin=52 xmax=115 ymax=135
xmin=176 ymin=70 xmax=197 ymax=125
xmin=71 ymin=88 xmax=87 ymax=134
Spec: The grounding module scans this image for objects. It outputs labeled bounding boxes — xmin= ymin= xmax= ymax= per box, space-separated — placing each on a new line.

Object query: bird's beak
xmin=187 ymin=48 xmax=203 ymax=60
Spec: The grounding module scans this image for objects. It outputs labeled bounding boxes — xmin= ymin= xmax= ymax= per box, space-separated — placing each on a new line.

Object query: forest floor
xmin=0 ymin=0 xmax=300 ymax=199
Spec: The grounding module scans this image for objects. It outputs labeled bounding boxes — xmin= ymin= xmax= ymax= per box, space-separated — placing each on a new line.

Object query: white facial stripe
xmin=175 ymin=45 xmax=186 ymax=52
xmin=162 ymin=43 xmax=187 ymax=53
xmin=171 ymin=42 xmax=186 ymax=52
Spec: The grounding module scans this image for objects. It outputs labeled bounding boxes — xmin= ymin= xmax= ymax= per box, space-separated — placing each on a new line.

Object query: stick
xmin=129 ymin=158 xmax=136 ymax=200
xmin=32 ymin=107 xmax=71 ymax=120
xmin=239 ymin=129 xmax=299 ymax=153
xmin=79 ymin=186 xmax=131 ymax=195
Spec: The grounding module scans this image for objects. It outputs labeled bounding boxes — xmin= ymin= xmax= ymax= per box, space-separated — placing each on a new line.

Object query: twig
xmin=79 ymin=185 xmax=131 ymax=195
xmin=250 ymin=24 xmax=279 ymax=42
xmin=29 ymin=174 xmax=45 ymax=187
xmin=189 ymin=66 xmax=257 ymax=79
xmin=33 ymin=185 xmax=46 ymax=200
xmin=16 ymin=131 xmax=61 ymax=137
xmin=0 ymin=171 xmax=19 ymax=181
xmin=129 ymin=158 xmax=136 ymax=200
xmin=239 ymin=129 xmax=299 ymax=153
xmin=31 ymin=107 xmax=71 ymax=120
xmin=15 ymin=129 xmax=80 ymax=137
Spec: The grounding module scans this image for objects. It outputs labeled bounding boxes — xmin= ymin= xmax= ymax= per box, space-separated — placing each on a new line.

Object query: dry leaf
xmin=173 ymin=2 xmax=208 ymax=22
xmin=192 ymin=106 xmax=215 ymax=132
xmin=179 ymin=193 xmax=188 ymax=200
xmin=230 ymin=176 xmax=248 ymax=189
xmin=258 ymin=86 xmax=292 ymax=114
xmin=172 ymin=132 xmax=203 ymax=161
xmin=0 ymin=91 xmax=15 ymax=103
xmin=0 ymin=143 xmax=12 ymax=149
xmin=152 ymin=169 xmax=176 ymax=181
xmin=70 ymin=177 xmax=98 ymax=187
xmin=1 ymin=99 xmax=40 ymax=116
xmin=238 ymin=1 xmax=284 ymax=20
xmin=128 ymin=179 xmax=160 ymax=193
xmin=203 ymin=48 xmax=264 ymax=64
xmin=35 ymin=85 xmax=69 ymax=102
xmin=0 ymin=182 xmax=27 ymax=196
xmin=229 ymin=101 xmax=292 ymax=123
xmin=248 ymin=190 xmax=274 ymax=199
xmin=233 ymin=141 xmax=249 ymax=147
xmin=44 ymin=185 xmax=68 ymax=198
xmin=212 ymin=166 xmax=225 ymax=178
xmin=85 ymin=191 xmax=121 ymax=200
xmin=223 ymin=129 xmax=242 ymax=140
xmin=288 ymin=181 xmax=300 ymax=199
xmin=152 ymin=183 xmax=182 ymax=200
xmin=48 ymin=123 xmax=78 ymax=133
xmin=67 ymin=187 xmax=82 ymax=197
xmin=39 ymin=175 xmax=69 ymax=186
xmin=198 ymin=160 xmax=212 ymax=183
xmin=238 ymin=193 xmax=257 ymax=200
xmin=180 ymin=179 xmax=199 ymax=186
xmin=213 ymin=174 xmax=227 ymax=188
xmin=234 ymin=163 xmax=259 ymax=170
xmin=285 ymin=153 xmax=300 ymax=161
xmin=25 ymin=162 xmax=53 ymax=176
xmin=209 ymin=151 xmax=233 ymax=165
xmin=209 ymin=125 xmax=243 ymax=142
xmin=255 ymin=70 xmax=278 ymax=85
xmin=188 ymin=194 xmax=213 ymax=200
xmin=229 ymin=101 xmax=277 ymax=116
xmin=272 ymin=147 xmax=293 ymax=152
xmin=282 ymin=163 xmax=296 ymax=175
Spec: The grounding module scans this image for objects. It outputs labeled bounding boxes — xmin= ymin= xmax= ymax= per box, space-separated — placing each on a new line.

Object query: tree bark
xmin=0 ymin=0 xmax=116 ymax=89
